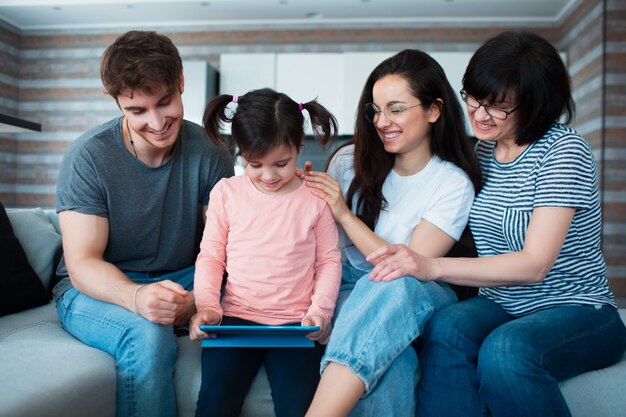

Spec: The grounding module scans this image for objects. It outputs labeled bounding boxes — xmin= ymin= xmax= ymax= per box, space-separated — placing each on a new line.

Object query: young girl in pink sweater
xmin=190 ymin=88 xmax=342 ymax=417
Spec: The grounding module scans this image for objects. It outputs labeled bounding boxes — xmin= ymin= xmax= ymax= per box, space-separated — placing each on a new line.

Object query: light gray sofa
xmin=1 ymin=207 xmax=625 ymax=417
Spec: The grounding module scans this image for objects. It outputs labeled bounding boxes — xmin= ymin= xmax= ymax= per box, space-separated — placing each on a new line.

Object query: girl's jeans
xmin=55 ymin=266 xmax=195 ymax=417
xmin=195 ymin=316 xmax=325 ymax=417
xmin=416 ymin=296 xmax=626 ymax=417
xmin=321 ymin=263 xmax=457 ymax=417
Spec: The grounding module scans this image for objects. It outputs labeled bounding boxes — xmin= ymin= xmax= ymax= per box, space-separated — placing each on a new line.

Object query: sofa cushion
xmin=0 ymin=303 xmax=116 ymax=417
xmin=6 ymin=207 xmax=62 ymax=290
xmin=0 ymin=202 xmax=49 ymax=317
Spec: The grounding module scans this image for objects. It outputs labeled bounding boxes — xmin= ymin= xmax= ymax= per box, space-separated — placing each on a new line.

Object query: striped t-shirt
xmin=471 ymin=123 xmax=615 ymax=316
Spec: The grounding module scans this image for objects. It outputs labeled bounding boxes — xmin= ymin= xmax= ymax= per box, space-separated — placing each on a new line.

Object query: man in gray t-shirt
xmin=53 ymin=31 xmax=233 ymax=417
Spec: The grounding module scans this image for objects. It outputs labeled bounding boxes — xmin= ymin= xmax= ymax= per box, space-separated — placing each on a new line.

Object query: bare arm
xmin=368 ymin=206 xmax=575 ymax=286
xmin=60 ymin=211 xmax=135 ymax=306
xmin=305 ymin=170 xmax=456 ymax=262
xmin=305 ymin=170 xmax=385 ymax=257
xmin=59 ymin=210 xmax=189 ymax=324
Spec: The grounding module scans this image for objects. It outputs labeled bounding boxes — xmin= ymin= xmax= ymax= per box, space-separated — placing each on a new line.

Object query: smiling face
xmin=371 ymin=74 xmax=440 ymax=162
xmin=117 ymin=76 xmax=185 ymax=156
xmin=467 ymin=93 xmax=519 ymax=144
xmin=243 ymin=143 xmax=300 ymax=195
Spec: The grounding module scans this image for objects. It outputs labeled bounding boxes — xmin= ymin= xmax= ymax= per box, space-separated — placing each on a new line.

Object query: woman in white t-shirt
xmin=304 ymin=49 xmax=482 ymax=417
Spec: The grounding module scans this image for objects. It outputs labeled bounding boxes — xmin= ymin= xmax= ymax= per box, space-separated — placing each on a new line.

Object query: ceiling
xmin=0 ymin=0 xmax=579 ymax=32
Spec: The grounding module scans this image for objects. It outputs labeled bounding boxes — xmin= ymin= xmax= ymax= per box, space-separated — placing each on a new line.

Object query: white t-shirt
xmin=327 ymin=144 xmax=475 ymax=272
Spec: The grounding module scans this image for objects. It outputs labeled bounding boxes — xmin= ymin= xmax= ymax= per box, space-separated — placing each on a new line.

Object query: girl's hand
xmin=304 ymin=171 xmax=351 ymax=223
xmin=302 ymin=315 xmax=332 ymax=345
xmin=189 ymin=309 xmax=221 ymax=341
xmin=366 ymin=243 xmax=438 ymax=282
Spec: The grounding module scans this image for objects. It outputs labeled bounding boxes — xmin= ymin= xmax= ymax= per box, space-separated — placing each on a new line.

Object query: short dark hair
xmin=100 ymin=31 xmax=183 ymax=98
xmin=203 ymin=88 xmax=337 ymax=160
xmin=463 ymin=31 xmax=575 ymax=145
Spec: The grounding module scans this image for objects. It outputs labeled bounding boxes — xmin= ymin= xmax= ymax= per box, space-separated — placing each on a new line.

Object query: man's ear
xmin=428 ymin=98 xmax=444 ymax=123
xmin=179 ymin=71 xmax=185 ymax=94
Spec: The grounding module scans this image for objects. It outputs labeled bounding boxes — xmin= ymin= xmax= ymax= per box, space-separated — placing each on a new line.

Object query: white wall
xmin=182 ymin=60 xmax=217 ymax=125
xmin=219 ymin=51 xmax=473 ymax=135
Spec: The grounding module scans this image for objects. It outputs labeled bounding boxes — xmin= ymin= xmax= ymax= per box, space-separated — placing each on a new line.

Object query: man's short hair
xmin=100 ymin=30 xmax=183 ymax=98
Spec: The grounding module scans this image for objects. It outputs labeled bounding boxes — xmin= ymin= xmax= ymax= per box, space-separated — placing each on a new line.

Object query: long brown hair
xmin=332 ymin=49 xmax=481 ymax=230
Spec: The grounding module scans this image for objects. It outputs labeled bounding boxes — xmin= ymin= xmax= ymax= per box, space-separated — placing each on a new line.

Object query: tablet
xmin=199 ymin=325 xmax=320 ymax=348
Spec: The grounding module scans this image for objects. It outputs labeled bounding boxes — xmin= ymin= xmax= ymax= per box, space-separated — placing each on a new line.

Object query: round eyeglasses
xmin=460 ymin=90 xmax=518 ymax=120
xmin=364 ymin=103 xmax=422 ymax=124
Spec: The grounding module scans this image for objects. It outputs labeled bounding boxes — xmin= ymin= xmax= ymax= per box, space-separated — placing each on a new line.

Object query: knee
xmin=422 ymin=306 xmax=465 ymax=344
xmin=477 ymin=331 xmax=537 ymax=386
xmin=355 ymin=276 xmax=435 ymax=315
xmin=121 ymin=320 xmax=178 ymax=363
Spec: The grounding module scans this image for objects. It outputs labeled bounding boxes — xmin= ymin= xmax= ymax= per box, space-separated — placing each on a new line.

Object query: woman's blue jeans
xmin=55 ymin=266 xmax=195 ymax=417
xmin=321 ymin=264 xmax=457 ymax=417
xmin=416 ymin=296 xmax=626 ymax=417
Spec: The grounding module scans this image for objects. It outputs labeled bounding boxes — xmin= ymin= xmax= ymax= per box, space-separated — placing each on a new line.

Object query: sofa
xmin=1 ymin=207 xmax=625 ymax=417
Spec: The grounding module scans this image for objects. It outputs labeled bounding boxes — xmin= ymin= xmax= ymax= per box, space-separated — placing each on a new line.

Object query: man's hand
xmin=174 ymin=291 xmax=196 ymax=327
xmin=134 ymin=280 xmax=190 ymax=325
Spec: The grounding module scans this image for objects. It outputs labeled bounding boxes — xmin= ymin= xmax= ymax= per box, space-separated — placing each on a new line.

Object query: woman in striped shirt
xmin=367 ymin=31 xmax=626 ymax=417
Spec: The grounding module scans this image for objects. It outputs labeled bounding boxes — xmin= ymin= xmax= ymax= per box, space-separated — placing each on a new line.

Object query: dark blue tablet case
xmin=199 ymin=325 xmax=319 ymax=348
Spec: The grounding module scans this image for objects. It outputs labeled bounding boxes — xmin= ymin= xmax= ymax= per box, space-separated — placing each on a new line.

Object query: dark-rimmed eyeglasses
xmin=460 ymin=90 xmax=518 ymax=120
xmin=364 ymin=102 xmax=422 ymax=124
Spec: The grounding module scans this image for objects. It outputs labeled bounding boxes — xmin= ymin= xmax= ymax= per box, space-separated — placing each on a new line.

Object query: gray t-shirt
xmin=53 ymin=116 xmax=234 ymax=298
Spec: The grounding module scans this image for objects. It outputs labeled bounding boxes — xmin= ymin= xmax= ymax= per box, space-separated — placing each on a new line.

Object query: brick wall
xmin=603 ymin=0 xmax=626 ymax=297
xmin=1 ymin=0 xmax=624 ymax=297
xmin=0 ymin=22 xmax=20 ymax=206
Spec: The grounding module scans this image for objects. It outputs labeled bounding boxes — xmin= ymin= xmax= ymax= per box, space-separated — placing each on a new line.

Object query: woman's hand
xmin=295 ymin=160 xmax=313 ymax=180
xmin=302 ymin=315 xmax=332 ymax=345
xmin=188 ymin=309 xmax=221 ymax=341
xmin=366 ymin=243 xmax=438 ymax=282
xmin=304 ymin=170 xmax=351 ymax=223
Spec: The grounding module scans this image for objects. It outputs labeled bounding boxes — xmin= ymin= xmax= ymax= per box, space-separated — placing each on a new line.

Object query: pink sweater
xmin=195 ymin=175 xmax=341 ymax=325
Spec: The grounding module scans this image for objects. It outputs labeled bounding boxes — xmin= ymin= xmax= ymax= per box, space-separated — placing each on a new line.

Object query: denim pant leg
xmin=478 ymin=304 xmax=626 ymax=417
xmin=322 ymin=266 xmax=456 ymax=417
xmin=348 ymin=345 xmax=419 ymax=417
xmin=416 ymin=296 xmax=511 ymax=417
xmin=56 ymin=288 xmax=179 ymax=417
xmin=55 ymin=266 xmax=195 ymax=417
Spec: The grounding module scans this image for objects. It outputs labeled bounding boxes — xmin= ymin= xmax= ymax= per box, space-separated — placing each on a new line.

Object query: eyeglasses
xmin=459 ymin=90 xmax=518 ymax=120
xmin=364 ymin=102 xmax=422 ymax=124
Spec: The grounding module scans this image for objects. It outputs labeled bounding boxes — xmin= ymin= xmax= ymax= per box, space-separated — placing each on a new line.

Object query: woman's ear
xmin=428 ymin=98 xmax=444 ymax=123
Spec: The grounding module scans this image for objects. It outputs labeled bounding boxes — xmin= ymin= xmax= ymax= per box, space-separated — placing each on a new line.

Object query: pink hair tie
xmin=298 ymin=102 xmax=303 ymax=111
xmin=232 ymin=95 xmax=239 ymax=103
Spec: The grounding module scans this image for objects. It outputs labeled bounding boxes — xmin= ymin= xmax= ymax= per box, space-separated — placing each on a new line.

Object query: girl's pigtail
xmin=202 ymin=94 xmax=237 ymax=147
xmin=301 ymin=100 xmax=338 ymax=150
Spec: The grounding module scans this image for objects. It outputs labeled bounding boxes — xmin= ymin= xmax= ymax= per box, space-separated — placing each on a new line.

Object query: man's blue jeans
xmin=55 ymin=266 xmax=195 ymax=417
xmin=321 ymin=264 xmax=457 ymax=417
xmin=416 ymin=296 xmax=626 ymax=417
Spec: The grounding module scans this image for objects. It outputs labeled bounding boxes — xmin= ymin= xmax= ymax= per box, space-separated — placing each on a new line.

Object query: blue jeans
xmin=55 ymin=266 xmax=195 ymax=417
xmin=416 ymin=296 xmax=626 ymax=417
xmin=322 ymin=264 xmax=457 ymax=417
